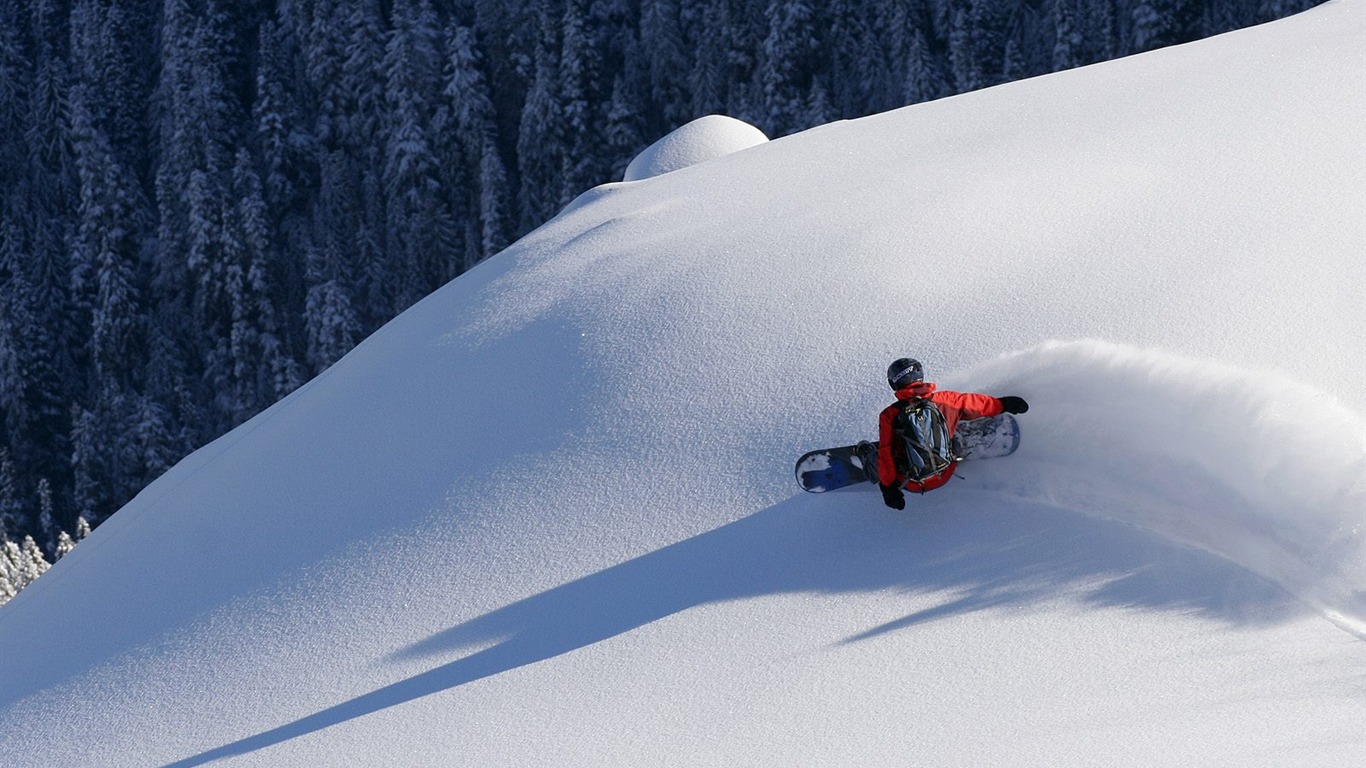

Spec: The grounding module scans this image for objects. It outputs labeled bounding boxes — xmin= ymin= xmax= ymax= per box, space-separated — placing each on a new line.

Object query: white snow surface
xmin=621 ymin=113 xmax=768 ymax=181
xmin=4 ymin=3 xmax=1366 ymax=766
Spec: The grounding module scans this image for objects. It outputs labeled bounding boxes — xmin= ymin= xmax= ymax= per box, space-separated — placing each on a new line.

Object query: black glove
xmin=999 ymin=396 xmax=1029 ymax=414
xmin=880 ymin=484 xmax=905 ymax=511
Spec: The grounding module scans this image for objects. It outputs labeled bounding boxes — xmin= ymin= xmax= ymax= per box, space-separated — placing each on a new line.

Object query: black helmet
xmin=887 ymin=358 xmax=924 ymax=390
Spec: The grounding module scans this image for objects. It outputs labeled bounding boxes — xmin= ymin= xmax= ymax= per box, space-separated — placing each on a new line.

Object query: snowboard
xmin=795 ymin=413 xmax=1021 ymax=493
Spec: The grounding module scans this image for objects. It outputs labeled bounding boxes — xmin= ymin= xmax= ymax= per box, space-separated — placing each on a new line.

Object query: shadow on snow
xmin=165 ymin=489 xmax=1295 ymax=766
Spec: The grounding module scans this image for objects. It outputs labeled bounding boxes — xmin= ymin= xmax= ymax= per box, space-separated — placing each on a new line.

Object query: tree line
xmin=0 ymin=0 xmax=1321 ymax=602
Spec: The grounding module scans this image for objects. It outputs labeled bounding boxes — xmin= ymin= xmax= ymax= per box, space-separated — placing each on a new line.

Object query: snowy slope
xmin=3 ymin=2 xmax=1366 ymax=766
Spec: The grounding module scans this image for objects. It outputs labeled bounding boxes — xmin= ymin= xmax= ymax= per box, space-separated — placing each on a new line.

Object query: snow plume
xmin=955 ymin=340 xmax=1366 ymax=633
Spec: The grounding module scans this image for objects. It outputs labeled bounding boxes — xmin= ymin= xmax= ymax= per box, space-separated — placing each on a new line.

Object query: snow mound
xmin=954 ymin=339 xmax=1366 ymax=632
xmin=622 ymin=114 xmax=768 ymax=181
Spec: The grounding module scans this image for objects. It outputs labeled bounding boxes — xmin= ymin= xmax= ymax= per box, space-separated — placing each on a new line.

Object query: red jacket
xmin=878 ymin=381 xmax=1004 ymax=493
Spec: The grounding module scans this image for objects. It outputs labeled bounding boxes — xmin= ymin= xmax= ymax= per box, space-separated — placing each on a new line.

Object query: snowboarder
xmin=866 ymin=358 xmax=1029 ymax=510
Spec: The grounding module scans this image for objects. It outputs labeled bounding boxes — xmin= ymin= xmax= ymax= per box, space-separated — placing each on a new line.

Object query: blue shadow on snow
xmin=165 ymin=489 xmax=1296 ymax=767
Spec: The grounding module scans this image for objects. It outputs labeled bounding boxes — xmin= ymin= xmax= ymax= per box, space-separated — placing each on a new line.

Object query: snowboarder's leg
xmin=855 ymin=441 xmax=880 ymax=484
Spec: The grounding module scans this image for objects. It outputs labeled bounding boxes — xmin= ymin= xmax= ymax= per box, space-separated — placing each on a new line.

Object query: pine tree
xmin=826 ymin=0 xmax=884 ymax=118
xmin=70 ymin=396 xmax=116 ymax=523
xmin=303 ymin=242 xmax=360 ymax=372
xmin=904 ymin=26 xmax=947 ymax=105
xmin=383 ymin=0 xmax=455 ymax=312
xmin=0 ymin=226 xmax=42 ymax=454
xmin=0 ymin=222 xmax=71 ymax=539
xmin=227 ymin=148 xmax=302 ymax=419
xmin=36 ymin=477 xmax=54 ymax=552
xmin=558 ymin=0 xmax=604 ymax=205
xmin=640 ymin=0 xmax=690 ymax=130
xmin=477 ymin=140 xmax=512 ymax=257
xmin=1131 ymin=0 xmax=1205 ymax=51
xmin=156 ymin=0 xmax=238 ymax=295
xmin=68 ymin=0 xmax=151 ymax=169
xmin=68 ymin=84 xmax=143 ymax=389
xmin=758 ymin=0 xmax=821 ymax=137
xmin=517 ymin=7 xmax=564 ymax=232
xmin=804 ymin=77 xmax=834 ymax=127
xmin=0 ymin=1 xmax=34 ymax=272
xmin=255 ymin=17 xmax=316 ymax=230
xmin=142 ymin=321 xmax=199 ymax=462
xmin=0 ymin=537 xmax=19 ymax=604
xmin=340 ymin=0 xmax=387 ymax=153
xmin=1053 ymin=0 xmax=1083 ymax=71
xmin=305 ymin=0 xmax=348 ymax=150
xmin=604 ymin=70 xmax=647 ymax=181
xmin=947 ymin=0 xmax=982 ymax=93
xmin=1081 ymin=0 xmax=1118 ymax=62
xmin=442 ymin=24 xmax=511 ymax=264
xmin=0 ymin=533 xmax=50 ymax=601
xmin=19 ymin=534 xmax=50 ymax=585
xmin=310 ymin=147 xmax=367 ymax=374
xmin=132 ymin=392 xmax=178 ymax=488
xmin=67 ymin=81 xmax=145 ymax=526
xmin=0 ymin=448 xmax=21 ymax=538
xmin=339 ymin=0 xmax=391 ymax=330
xmin=1131 ymin=1 xmax=1172 ymax=50
xmin=688 ymin=0 xmax=732 ymax=117
xmin=54 ymin=530 xmax=77 ymax=560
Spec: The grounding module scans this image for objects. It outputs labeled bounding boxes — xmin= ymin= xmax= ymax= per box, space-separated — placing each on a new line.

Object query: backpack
xmin=894 ymin=398 xmax=958 ymax=482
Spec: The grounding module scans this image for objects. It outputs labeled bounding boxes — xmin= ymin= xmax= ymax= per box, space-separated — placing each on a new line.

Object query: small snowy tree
xmin=54 ymin=515 xmax=90 ymax=560
xmin=0 ymin=538 xmax=18 ymax=604
xmin=22 ymin=535 xmax=49 ymax=578
xmin=54 ymin=526 xmax=80 ymax=560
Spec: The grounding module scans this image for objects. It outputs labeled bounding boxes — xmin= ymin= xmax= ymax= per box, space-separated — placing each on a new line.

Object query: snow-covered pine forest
xmin=0 ymin=0 xmax=1324 ymax=601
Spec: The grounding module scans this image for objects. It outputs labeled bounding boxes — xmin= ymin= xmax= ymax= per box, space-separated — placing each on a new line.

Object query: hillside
xmin=1 ymin=2 xmax=1364 ymax=765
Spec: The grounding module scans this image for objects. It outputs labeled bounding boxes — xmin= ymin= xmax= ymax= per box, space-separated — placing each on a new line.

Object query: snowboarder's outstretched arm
xmin=931 ymin=391 xmax=1029 ymax=428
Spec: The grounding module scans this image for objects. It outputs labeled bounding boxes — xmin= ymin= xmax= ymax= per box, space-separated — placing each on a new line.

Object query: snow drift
xmin=621 ymin=114 xmax=768 ymax=181
xmin=2 ymin=2 xmax=1365 ymax=766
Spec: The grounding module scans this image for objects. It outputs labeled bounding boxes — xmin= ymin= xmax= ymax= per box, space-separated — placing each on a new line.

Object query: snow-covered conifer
xmin=54 ymin=530 xmax=76 ymax=560
xmin=0 ymin=537 xmax=19 ymax=604
xmin=558 ymin=0 xmax=604 ymax=206
xmin=640 ymin=0 xmax=690 ymax=129
xmin=36 ymin=477 xmax=54 ymax=552
xmin=1053 ymin=0 xmax=1083 ymax=70
xmin=758 ymin=0 xmax=820 ymax=136
xmin=0 ymin=448 xmax=20 ymax=538
xmin=19 ymin=534 xmax=49 ymax=584
xmin=384 ymin=0 xmax=454 ymax=310
xmin=304 ymin=243 xmax=360 ymax=373
xmin=604 ymin=71 xmax=647 ymax=181
xmin=516 ymin=8 xmax=564 ymax=232
xmin=688 ymin=0 xmax=732 ymax=117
